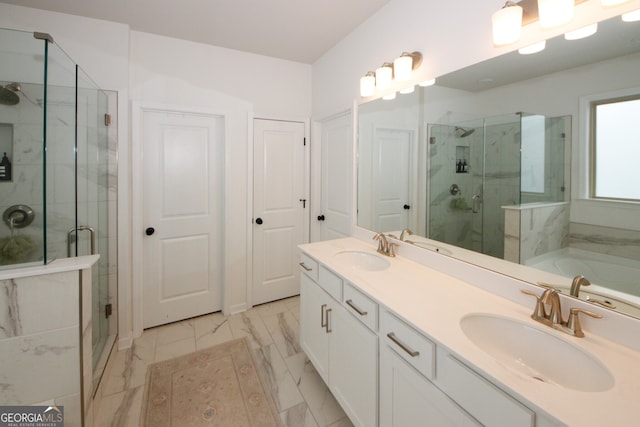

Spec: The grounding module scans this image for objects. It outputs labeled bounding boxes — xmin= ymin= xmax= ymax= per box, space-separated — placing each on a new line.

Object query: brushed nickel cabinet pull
xmin=387 ymin=332 xmax=420 ymax=357
xmin=346 ymin=299 xmax=368 ymax=316
xmin=321 ymin=304 xmax=327 ymax=328
xmin=299 ymin=262 xmax=312 ymax=272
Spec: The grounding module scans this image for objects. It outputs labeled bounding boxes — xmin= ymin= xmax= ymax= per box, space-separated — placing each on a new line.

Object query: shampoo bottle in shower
xmin=0 ymin=152 xmax=11 ymax=181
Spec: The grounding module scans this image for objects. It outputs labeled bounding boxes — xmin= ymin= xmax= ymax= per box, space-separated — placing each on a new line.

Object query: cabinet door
xmin=329 ymin=304 xmax=378 ymax=427
xmin=380 ymin=344 xmax=480 ymax=427
xmin=300 ymin=274 xmax=332 ymax=383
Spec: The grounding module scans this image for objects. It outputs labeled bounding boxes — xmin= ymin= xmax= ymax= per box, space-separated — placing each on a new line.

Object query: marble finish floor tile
xmin=95 ymin=296 xmax=352 ymax=427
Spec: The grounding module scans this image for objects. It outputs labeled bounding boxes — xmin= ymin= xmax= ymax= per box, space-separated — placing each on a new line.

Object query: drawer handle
xmin=326 ymin=308 xmax=332 ymax=333
xmin=299 ymin=262 xmax=312 ymax=272
xmin=345 ymin=299 xmax=368 ymax=316
xmin=387 ymin=332 xmax=420 ymax=357
xmin=321 ymin=304 xmax=327 ymax=328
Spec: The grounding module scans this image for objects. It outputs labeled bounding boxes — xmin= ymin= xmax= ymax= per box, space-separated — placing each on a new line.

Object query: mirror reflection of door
xmin=371 ymin=127 xmax=417 ymax=232
xmin=318 ymin=113 xmax=352 ymax=240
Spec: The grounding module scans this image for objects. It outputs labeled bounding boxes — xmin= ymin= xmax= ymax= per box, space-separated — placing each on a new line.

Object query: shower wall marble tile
xmin=0 ymin=269 xmax=90 ymax=427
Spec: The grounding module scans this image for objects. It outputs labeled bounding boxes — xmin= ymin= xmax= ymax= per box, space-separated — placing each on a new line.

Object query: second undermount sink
xmin=460 ymin=314 xmax=614 ymax=392
xmin=333 ymin=250 xmax=390 ymax=271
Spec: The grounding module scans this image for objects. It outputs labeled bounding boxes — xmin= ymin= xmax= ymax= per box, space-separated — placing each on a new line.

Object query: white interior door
xmin=253 ymin=119 xmax=306 ymax=305
xmin=318 ymin=113 xmax=352 ymax=240
xmin=372 ymin=128 xmax=414 ymax=231
xmin=142 ymin=110 xmax=224 ymax=329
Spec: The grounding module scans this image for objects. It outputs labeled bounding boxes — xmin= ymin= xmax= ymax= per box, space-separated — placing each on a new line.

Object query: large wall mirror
xmin=357 ymin=14 xmax=640 ymax=319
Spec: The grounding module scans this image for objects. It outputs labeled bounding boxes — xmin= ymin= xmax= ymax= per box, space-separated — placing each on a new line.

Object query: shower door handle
xmin=67 ymin=225 xmax=96 ymax=257
xmin=472 ymin=194 xmax=481 ymax=213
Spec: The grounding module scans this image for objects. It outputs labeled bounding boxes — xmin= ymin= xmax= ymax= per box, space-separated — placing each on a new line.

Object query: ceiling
xmin=1 ymin=0 xmax=391 ymax=63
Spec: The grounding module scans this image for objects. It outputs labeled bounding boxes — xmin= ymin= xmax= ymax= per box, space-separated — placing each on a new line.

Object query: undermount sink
xmin=333 ymin=250 xmax=390 ymax=271
xmin=460 ymin=314 xmax=614 ymax=392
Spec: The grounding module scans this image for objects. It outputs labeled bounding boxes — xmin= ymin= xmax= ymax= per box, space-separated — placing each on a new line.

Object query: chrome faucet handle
xmin=521 ymin=289 xmax=547 ymax=322
xmin=566 ymin=307 xmax=602 ymax=338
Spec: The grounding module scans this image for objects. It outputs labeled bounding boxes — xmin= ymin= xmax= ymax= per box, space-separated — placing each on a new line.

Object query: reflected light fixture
xmin=538 ymin=0 xmax=574 ymax=28
xmin=601 ymin=0 xmax=631 ymax=5
xmin=518 ymin=40 xmax=546 ymax=54
xmin=375 ymin=63 xmax=393 ymax=90
xmin=360 ymin=72 xmax=375 ymax=97
xmin=565 ymin=23 xmax=598 ymax=40
xmin=382 ymin=92 xmax=396 ymax=100
xmin=492 ymin=1 xmax=523 ymax=45
xmin=622 ymin=9 xmax=640 ymax=22
xmin=419 ymin=78 xmax=436 ymax=87
xmin=400 ymin=85 xmax=415 ymax=94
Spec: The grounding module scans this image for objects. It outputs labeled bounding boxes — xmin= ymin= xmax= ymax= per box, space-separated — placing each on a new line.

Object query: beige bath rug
xmin=141 ymin=337 xmax=282 ymax=427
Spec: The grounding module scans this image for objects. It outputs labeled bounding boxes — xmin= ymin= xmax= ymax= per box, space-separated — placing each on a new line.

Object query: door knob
xmin=317 ymin=214 xmax=325 ymax=221
xmin=255 ymin=218 xmax=263 ymax=225
xmin=403 ymin=204 xmax=411 ymax=210
xmin=145 ymin=227 xmax=155 ymax=236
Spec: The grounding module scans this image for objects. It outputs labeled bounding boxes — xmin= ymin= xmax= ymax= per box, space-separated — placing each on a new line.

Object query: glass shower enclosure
xmin=0 ymin=28 xmax=117 ymax=392
xmin=428 ymin=112 xmax=569 ymax=259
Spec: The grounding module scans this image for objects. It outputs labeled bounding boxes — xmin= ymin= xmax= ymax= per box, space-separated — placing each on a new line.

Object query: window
xmin=590 ymin=95 xmax=640 ymax=201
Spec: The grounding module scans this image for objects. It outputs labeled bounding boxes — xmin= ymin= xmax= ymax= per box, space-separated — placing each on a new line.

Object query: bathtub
xmin=525 ymin=247 xmax=640 ymax=317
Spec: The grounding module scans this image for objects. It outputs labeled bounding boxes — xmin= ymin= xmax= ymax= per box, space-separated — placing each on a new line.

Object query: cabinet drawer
xmin=299 ymin=252 xmax=319 ymax=282
xmin=381 ymin=311 xmax=436 ymax=380
xmin=319 ymin=266 xmax=342 ymax=300
xmin=343 ymin=282 xmax=378 ymax=332
xmin=436 ymin=348 xmax=534 ymax=427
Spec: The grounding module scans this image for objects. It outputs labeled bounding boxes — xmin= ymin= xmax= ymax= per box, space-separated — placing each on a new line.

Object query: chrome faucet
xmin=570 ymin=275 xmax=591 ymax=297
xmin=373 ymin=233 xmax=397 ymax=257
xmin=522 ymin=287 xmax=602 ymax=337
xmin=399 ymin=228 xmax=413 ymax=241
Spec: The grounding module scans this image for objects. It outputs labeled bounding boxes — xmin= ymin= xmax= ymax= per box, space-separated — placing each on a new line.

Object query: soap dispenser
xmin=0 ymin=152 xmax=11 ymax=181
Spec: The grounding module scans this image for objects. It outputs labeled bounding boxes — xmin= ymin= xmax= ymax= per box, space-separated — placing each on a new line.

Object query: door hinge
xmin=104 ymin=113 xmax=112 ymax=127
xmin=303 ymin=137 xmax=306 ymax=146
xmin=105 ymin=303 xmax=113 ymax=319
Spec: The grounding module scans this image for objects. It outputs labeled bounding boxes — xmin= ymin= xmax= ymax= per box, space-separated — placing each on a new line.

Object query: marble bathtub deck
xmin=95 ymin=296 xmax=353 ymax=427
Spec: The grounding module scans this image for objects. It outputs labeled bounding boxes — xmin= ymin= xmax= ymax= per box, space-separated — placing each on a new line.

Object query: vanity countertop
xmin=299 ymin=237 xmax=640 ymax=426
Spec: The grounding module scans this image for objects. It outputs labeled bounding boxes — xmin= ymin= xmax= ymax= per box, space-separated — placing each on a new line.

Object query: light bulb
xmin=538 ymin=0 xmax=574 ymax=28
xmin=376 ymin=64 xmax=393 ymax=90
xmin=492 ymin=4 xmax=523 ymax=45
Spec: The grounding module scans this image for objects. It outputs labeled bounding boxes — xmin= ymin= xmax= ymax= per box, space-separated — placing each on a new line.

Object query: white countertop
xmin=0 ymin=255 xmax=100 ymax=281
xmin=299 ymin=237 xmax=640 ymax=426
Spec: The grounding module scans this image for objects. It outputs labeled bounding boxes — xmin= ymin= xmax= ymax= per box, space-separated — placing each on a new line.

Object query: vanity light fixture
xmin=622 ymin=8 xmax=640 ymax=21
xmin=393 ymin=52 xmax=423 ymax=82
xmin=375 ymin=63 xmax=393 ymax=90
xmin=419 ymin=78 xmax=437 ymax=87
xmin=360 ymin=72 xmax=376 ymax=97
xmin=492 ymin=1 xmax=523 ymax=45
xmin=382 ymin=92 xmax=397 ymax=100
xmin=565 ymin=23 xmax=598 ymax=40
xmin=538 ymin=0 xmax=574 ymax=28
xmin=359 ymin=51 xmax=423 ymax=97
xmin=518 ymin=40 xmax=546 ymax=54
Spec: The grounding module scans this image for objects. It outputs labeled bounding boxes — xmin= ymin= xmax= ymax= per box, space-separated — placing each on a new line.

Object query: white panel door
xmin=253 ymin=119 xmax=306 ymax=305
xmin=319 ymin=113 xmax=352 ymax=240
xmin=372 ymin=128 xmax=414 ymax=231
xmin=142 ymin=110 xmax=224 ymax=328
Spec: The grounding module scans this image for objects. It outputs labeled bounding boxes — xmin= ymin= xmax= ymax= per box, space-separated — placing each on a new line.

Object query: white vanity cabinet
xmin=380 ymin=311 xmax=481 ymax=427
xmin=299 ymin=258 xmax=378 ymax=427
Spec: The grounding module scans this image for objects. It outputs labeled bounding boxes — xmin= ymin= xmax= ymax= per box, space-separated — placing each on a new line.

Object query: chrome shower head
xmin=0 ymin=83 xmax=22 ymax=106
xmin=455 ymin=126 xmax=475 ymax=138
